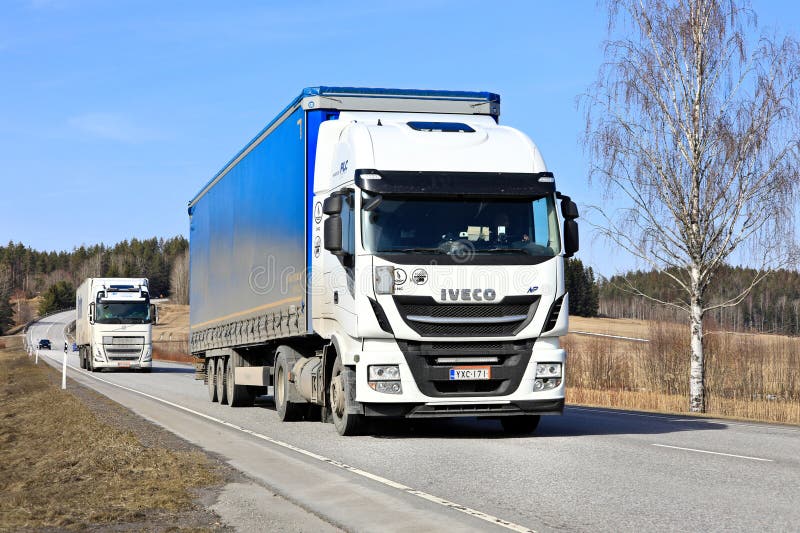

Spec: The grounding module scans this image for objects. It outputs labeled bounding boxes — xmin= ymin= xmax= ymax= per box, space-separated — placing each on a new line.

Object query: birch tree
xmin=584 ymin=0 xmax=800 ymax=411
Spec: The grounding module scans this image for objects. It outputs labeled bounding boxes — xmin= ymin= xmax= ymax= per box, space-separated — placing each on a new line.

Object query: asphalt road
xmin=27 ymin=311 xmax=800 ymax=532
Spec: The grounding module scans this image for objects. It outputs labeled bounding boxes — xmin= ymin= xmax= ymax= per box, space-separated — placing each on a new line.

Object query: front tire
xmin=500 ymin=415 xmax=541 ymax=435
xmin=330 ymin=355 xmax=363 ymax=436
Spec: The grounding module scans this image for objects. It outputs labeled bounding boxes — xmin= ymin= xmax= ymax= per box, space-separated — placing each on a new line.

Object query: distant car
xmin=38 ymin=339 xmax=51 ymax=350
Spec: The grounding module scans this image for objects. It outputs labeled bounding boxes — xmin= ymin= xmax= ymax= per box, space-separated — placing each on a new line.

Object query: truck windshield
xmin=95 ymin=300 xmax=151 ymax=324
xmin=361 ymin=194 xmax=561 ymax=257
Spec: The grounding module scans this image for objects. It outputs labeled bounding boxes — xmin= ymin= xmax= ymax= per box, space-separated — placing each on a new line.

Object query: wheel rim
xmin=331 ymin=372 xmax=345 ymax=418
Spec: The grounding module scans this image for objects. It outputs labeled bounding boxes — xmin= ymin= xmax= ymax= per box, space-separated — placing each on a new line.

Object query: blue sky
xmin=1 ymin=0 xmax=798 ymax=276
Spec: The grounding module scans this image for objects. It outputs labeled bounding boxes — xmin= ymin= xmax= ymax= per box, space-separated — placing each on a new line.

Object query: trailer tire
xmin=275 ymin=350 xmax=304 ymax=421
xmin=207 ymin=358 xmax=218 ymax=402
xmin=226 ymin=358 xmax=254 ymax=407
xmin=330 ymin=354 xmax=363 ymax=436
xmin=500 ymin=415 xmax=540 ymax=435
xmin=216 ymin=357 xmax=228 ymax=405
xmin=79 ymin=348 xmax=86 ymax=369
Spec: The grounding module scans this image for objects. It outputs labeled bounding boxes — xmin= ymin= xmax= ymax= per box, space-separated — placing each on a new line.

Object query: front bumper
xmin=353 ymin=338 xmax=566 ymax=418
xmin=92 ymin=359 xmax=152 ymax=369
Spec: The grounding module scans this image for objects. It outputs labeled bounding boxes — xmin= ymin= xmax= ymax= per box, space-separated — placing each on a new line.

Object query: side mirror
xmin=561 ymin=199 xmax=579 ymax=220
xmin=323 ymin=195 xmax=343 ymax=215
xmin=564 ymin=219 xmax=579 ymax=258
xmin=324 ymin=215 xmax=344 ymax=254
xmin=89 ymin=302 xmax=95 ymax=324
xmin=150 ymin=304 xmax=159 ymax=325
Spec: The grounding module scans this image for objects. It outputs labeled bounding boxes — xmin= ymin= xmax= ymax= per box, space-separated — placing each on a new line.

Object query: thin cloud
xmin=67 ymin=112 xmax=165 ymax=143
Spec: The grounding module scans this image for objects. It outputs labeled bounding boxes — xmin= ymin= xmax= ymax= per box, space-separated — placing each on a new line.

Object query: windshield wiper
xmin=394 ymin=248 xmax=445 ymax=254
xmin=480 ymin=248 xmax=528 ymax=254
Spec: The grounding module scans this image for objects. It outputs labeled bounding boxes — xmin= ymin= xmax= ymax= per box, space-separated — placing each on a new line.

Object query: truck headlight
xmin=94 ymin=347 xmax=106 ymax=362
xmin=141 ymin=346 xmax=152 ymax=362
xmin=536 ymin=363 xmax=562 ymax=378
xmin=369 ymin=365 xmax=400 ymax=380
xmin=368 ymin=365 xmax=402 ymax=394
xmin=374 ymin=266 xmax=395 ymax=295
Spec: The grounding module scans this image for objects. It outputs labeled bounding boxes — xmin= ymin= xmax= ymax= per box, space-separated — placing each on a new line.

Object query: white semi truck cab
xmin=75 ymin=277 xmax=155 ymax=372
xmin=189 ymin=88 xmax=579 ymax=435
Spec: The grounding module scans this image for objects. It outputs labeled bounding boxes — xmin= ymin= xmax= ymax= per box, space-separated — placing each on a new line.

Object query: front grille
xmin=401 ymin=303 xmax=530 ymax=318
xmin=393 ymin=295 xmax=539 ymax=337
xmin=104 ymin=336 xmax=145 ymax=345
xmin=104 ymin=345 xmax=142 ymax=360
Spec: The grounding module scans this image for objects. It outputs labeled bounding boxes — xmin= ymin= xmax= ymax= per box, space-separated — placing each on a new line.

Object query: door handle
xmin=333 ymin=291 xmax=339 ymax=304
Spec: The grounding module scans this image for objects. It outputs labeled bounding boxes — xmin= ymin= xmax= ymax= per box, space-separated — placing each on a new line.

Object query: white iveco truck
xmin=189 ymin=87 xmax=579 ymax=435
xmin=76 ymin=278 xmax=155 ymax=372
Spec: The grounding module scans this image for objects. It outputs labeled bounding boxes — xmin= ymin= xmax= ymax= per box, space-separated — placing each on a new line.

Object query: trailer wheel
xmin=500 ymin=415 xmax=540 ymax=435
xmin=207 ymin=358 xmax=218 ymax=402
xmin=216 ymin=357 xmax=228 ymax=405
xmin=226 ymin=358 xmax=254 ymax=407
xmin=330 ymin=354 xmax=363 ymax=436
xmin=274 ymin=351 xmax=303 ymax=421
xmin=79 ymin=348 xmax=86 ymax=369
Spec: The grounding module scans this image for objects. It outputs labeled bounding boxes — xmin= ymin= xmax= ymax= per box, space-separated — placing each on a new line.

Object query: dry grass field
xmin=152 ymin=303 xmax=192 ymax=362
xmin=565 ymin=317 xmax=800 ymax=425
xmin=0 ymin=339 xmax=223 ymax=530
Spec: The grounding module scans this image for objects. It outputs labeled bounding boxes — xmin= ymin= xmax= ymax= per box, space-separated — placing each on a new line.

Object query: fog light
xmin=536 ymin=363 xmax=562 ymax=378
xmin=534 ymin=378 xmax=562 ymax=391
xmin=369 ymin=381 xmax=402 ymax=394
xmin=369 ymin=365 xmax=400 ymax=380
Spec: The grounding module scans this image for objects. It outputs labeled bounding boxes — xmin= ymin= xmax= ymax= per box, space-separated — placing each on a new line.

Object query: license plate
xmin=118 ymin=361 xmax=131 ymax=367
xmin=449 ymin=366 xmax=491 ymax=380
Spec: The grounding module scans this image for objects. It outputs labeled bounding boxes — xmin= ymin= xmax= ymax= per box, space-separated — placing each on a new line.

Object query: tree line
xmin=0 ymin=237 xmax=188 ymax=334
xmin=599 ymin=266 xmax=800 ymax=336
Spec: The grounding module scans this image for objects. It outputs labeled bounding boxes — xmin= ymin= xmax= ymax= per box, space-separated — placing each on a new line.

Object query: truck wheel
xmin=275 ymin=351 xmax=303 ymax=421
xmin=216 ymin=357 xmax=228 ymax=405
xmin=207 ymin=358 xmax=218 ymax=402
xmin=226 ymin=357 xmax=254 ymax=407
xmin=79 ymin=348 xmax=86 ymax=369
xmin=500 ymin=415 xmax=541 ymax=435
xmin=330 ymin=355 xmax=363 ymax=436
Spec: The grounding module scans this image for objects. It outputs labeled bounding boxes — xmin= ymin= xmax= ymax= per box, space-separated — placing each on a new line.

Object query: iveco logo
xmin=440 ymin=289 xmax=497 ymax=302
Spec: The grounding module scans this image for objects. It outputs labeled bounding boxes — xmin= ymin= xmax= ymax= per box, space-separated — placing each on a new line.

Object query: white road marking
xmin=651 ymin=444 xmax=773 ymax=462
xmin=568 ymin=330 xmax=650 ymax=343
xmin=31 ymin=331 xmax=535 ymax=533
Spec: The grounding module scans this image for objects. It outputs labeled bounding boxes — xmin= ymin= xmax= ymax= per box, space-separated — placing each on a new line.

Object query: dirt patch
xmin=0 ymin=346 xmax=236 ymax=532
xmin=153 ymin=303 xmax=189 ymax=342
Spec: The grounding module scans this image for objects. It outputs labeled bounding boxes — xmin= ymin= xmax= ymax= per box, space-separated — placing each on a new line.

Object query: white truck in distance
xmin=189 ymin=87 xmax=579 ymax=436
xmin=75 ymin=278 xmax=155 ymax=372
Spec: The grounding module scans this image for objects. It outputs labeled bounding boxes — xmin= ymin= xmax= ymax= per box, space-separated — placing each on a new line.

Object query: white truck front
xmin=76 ymin=278 xmax=155 ymax=372
xmin=311 ymin=112 xmax=579 ymax=434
